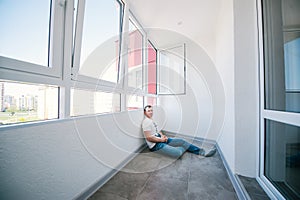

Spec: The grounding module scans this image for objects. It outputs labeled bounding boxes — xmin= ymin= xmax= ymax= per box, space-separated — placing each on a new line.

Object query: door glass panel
xmin=264 ymin=119 xmax=300 ymax=199
xmin=284 ymin=32 xmax=300 ymax=113
xmin=263 ymin=0 xmax=300 ymax=113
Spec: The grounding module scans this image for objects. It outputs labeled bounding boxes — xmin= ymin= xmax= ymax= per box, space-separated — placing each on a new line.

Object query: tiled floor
xmin=88 ymin=140 xmax=238 ymax=200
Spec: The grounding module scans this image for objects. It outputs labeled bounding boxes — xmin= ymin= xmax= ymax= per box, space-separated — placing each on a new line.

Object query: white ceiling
xmin=127 ymin=0 xmax=222 ymax=48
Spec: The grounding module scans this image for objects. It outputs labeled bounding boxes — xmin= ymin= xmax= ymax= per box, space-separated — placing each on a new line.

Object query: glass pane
xmin=0 ymin=81 xmax=58 ymax=125
xmin=0 ymin=0 xmax=51 ymax=66
xmin=263 ymin=0 xmax=300 ymax=113
xmin=159 ymin=45 xmax=185 ymax=94
xmin=73 ymin=0 xmax=79 ymax=50
xmin=127 ymin=95 xmax=143 ymax=110
xmin=145 ymin=96 xmax=156 ymax=106
xmin=147 ymin=42 xmax=157 ymax=94
xmin=128 ymin=19 xmax=143 ymax=89
xmin=70 ymin=89 xmax=120 ymax=116
xmin=79 ymin=0 xmax=121 ymax=83
xmin=264 ymin=119 xmax=300 ymax=199
xmin=284 ymin=33 xmax=300 ymax=113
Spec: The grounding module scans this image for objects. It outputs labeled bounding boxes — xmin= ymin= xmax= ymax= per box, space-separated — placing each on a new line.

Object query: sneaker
xmin=204 ymin=148 xmax=216 ymax=157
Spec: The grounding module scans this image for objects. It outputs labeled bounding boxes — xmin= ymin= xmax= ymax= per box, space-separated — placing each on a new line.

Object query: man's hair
xmin=144 ymin=105 xmax=152 ymax=112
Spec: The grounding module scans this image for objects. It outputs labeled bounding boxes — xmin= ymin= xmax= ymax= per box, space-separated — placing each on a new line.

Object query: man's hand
xmin=162 ymin=135 xmax=168 ymax=142
xmin=160 ymin=131 xmax=168 ymax=142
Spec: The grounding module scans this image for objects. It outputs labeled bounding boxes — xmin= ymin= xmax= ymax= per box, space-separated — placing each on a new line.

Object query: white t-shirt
xmin=142 ymin=117 xmax=161 ymax=149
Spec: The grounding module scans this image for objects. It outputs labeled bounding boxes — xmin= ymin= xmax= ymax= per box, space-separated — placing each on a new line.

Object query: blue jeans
xmin=150 ymin=138 xmax=204 ymax=158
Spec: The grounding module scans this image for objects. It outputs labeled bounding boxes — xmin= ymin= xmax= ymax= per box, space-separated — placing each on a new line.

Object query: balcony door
xmin=261 ymin=0 xmax=300 ymax=199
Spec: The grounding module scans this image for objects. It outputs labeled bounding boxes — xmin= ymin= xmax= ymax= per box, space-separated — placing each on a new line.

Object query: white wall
xmin=159 ymin=0 xmax=260 ymax=178
xmin=159 ymin=39 xmax=226 ymax=144
xmin=233 ymin=0 xmax=259 ymax=177
xmin=215 ymin=0 xmax=236 ymax=172
xmin=0 ymin=109 xmax=163 ymax=199
xmin=159 ymin=65 xmax=212 ymax=139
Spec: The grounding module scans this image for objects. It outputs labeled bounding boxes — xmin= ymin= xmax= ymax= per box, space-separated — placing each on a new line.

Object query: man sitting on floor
xmin=142 ymin=105 xmax=216 ymax=158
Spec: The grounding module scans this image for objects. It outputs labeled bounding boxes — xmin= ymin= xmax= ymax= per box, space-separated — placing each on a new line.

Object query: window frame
xmin=126 ymin=93 xmax=144 ymax=111
xmin=0 ymin=0 xmax=65 ymax=80
xmin=146 ymin=39 xmax=158 ymax=95
xmin=125 ymin=10 xmax=146 ymax=94
xmin=70 ymin=87 xmax=121 ymax=117
xmin=0 ymin=0 xmax=159 ymax=127
xmin=142 ymin=39 xmax=158 ymax=108
xmin=0 ymin=0 xmax=72 ymax=128
xmin=122 ymin=10 xmax=148 ymax=110
xmin=157 ymin=43 xmax=187 ymax=95
xmin=71 ymin=0 xmax=125 ymax=88
xmin=0 ymin=80 xmax=60 ymax=126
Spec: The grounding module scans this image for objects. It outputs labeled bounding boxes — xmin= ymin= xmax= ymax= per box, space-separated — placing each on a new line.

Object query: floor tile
xmin=89 ymin=191 xmax=127 ymax=200
xmin=137 ymin=176 xmax=188 ymax=200
xmin=121 ymin=153 xmax=162 ymax=173
xmin=151 ymin=157 xmax=190 ymax=182
xmin=188 ymin=186 xmax=238 ymax=200
xmin=94 ymin=171 xmax=150 ymax=199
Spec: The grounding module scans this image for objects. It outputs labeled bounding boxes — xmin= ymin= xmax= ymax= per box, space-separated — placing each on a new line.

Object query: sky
xmin=80 ymin=0 xmax=120 ymax=66
xmin=0 ymin=0 xmax=51 ymax=66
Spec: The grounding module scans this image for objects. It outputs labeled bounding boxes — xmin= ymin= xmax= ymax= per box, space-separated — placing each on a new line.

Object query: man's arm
xmin=144 ymin=131 xmax=167 ymax=143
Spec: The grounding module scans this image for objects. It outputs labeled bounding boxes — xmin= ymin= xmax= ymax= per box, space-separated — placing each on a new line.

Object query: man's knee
xmin=178 ymin=138 xmax=186 ymax=143
xmin=169 ymin=138 xmax=185 ymax=144
xmin=169 ymin=147 xmax=185 ymax=158
xmin=174 ymin=150 xmax=184 ymax=158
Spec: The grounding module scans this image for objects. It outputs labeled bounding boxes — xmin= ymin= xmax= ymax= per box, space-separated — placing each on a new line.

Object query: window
xmin=0 ymin=80 xmax=59 ymax=125
xmin=0 ymin=0 xmax=64 ymax=78
xmin=73 ymin=0 xmax=123 ymax=83
xmin=70 ymin=89 xmax=120 ymax=116
xmin=158 ymin=44 xmax=186 ymax=95
xmin=0 ymin=1 xmax=64 ymax=126
xmin=147 ymin=41 xmax=157 ymax=94
xmin=127 ymin=18 xmax=143 ymax=89
xmin=145 ymin=96 xmax=157 ymax=106
xmin=71 ymin=0 xmax=124 ymax=116
xmin=126 ymin=94 xmax=143 ymax=110
xmin=0 ymin=1 xmax=51 ymax=66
